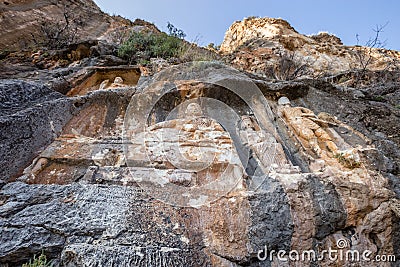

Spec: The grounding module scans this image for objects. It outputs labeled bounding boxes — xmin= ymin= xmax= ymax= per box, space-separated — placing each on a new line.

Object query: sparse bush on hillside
xmin=180 ymin=42 xmax=220 ymax=62
xmin=352 ymin=23 xmax=388 ymax=87
xmin=266 ymin=51 xmax=312 ymax=80
xmin=326 ymin=38 xmax=400 ymax=87
xmin=22 ymin=251 xmax=52 ymax=267
xmin=110 ymin=26 xmax=131 ymax=46
xmin=206 ymin=43 xmax=221 ymax=51
xmin=33 ymin=2 xmax=84 ymax=49
xmin=118 ymin=31 xmax=183 ymax=64
xmin=118 ymin=23 xmax=219 ymax=65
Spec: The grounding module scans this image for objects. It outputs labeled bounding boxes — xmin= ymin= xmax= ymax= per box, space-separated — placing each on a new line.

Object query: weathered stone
xmin=0 ymin=80 xmax=74 ymax=181
xmin=0 ymin=5 xmax=399 ymax=266
xmin=221 ymin=17 xmax=400 ymax=77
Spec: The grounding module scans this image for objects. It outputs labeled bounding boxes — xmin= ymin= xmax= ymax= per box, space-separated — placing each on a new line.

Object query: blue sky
xmin=93 ymin=0 xmax=400 ymax=51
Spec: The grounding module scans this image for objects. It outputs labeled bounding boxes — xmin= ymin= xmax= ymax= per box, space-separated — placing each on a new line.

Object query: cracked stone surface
xmin=0 ymin=4 xmax=399 ymax=264
xmin=0 ymin=63 xmax=399 ymax=267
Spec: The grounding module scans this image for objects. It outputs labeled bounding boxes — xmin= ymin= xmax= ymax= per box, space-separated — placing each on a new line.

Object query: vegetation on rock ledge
xmin=118 ymin=31 xmax=184 ymax=64
xmin=117 ymin=23 xmax=219 ymax=65
xmin=22 ymin=252 xmax=52 ymax=267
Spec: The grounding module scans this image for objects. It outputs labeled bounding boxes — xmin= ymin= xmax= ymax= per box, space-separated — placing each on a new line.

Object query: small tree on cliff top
xmin=352 ymin=23 xmax=388 ymax=87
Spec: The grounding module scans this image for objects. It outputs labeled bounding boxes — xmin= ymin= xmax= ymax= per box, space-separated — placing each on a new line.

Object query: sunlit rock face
xmin=220 ymin=17 xmax=400 ymax=77
xmin=1 ymin=62 xmax=399 ymax=267
xmin=0 ymin=0 xmax=399 ymax=265
xmin=0 ymin=0 xmax=104 ymax=50
xmin=0 ymin=0 xmax=161 ymax=51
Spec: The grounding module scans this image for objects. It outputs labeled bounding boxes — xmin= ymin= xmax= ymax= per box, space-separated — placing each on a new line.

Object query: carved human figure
xmin=278 ymin=97 xmax=338 ymax=157
xmin=185 ymin=103 xmax=203 ymax=118
xmin=148 ymin=102 xmax=232 ymax=186
xmin=149 ymin=102 xmax=220 ymax=132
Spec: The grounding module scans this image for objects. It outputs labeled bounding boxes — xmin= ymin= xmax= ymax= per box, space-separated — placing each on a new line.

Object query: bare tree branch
xmin=353 ymin=22 xmax=389 ymax=87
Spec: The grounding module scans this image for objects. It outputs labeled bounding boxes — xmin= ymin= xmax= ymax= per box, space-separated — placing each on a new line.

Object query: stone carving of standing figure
xmin=278 ymin=97 xmax=338 ymax=157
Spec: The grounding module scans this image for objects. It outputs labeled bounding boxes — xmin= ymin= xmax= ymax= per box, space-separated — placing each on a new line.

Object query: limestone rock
xmin=0 ymin=80 xmax=74 ymax=180
xmin=0 ymin=1 xmax=399 ymax=264
xmin=221 ymin=17 xmax=400 ymax=77
xmin=0 ymin=62 xmax=398 ymax=266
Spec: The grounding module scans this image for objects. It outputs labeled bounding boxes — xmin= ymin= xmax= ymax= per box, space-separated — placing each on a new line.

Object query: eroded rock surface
xmin=220 ymin=17 xmax=400 ymax=77
xmin=0 ymin=1 xmax=399 ymax=265
xmin=0 ymin=0 xmax=134 ymax=51
xmin=0 ymin=79 xmax=74 ymax=180
xmin=0 ymin=62 xmax=399 ymax=267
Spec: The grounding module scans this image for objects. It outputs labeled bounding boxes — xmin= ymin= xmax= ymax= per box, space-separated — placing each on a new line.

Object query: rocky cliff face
xmin=221 ymin=17 xmax=400 ymax=78
xmin=1 ymin=0 xmax=102 ymax=49
xmin=0 ymin=5 xmax=399 ymax=267
xmin=0 ymin=0 xmax=157 ymax=51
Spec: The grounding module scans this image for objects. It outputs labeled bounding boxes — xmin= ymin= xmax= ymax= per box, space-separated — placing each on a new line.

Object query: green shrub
xmin=22 ymin=252 xmax=52 ymax=267
xmin=373 ymin=95 xmax=385 ymax=102
xmin=180 ymin=42 xmax=219 ymax=62
xmin=0 ymin=48 xmax=10 ymax=58
xmin=206 ymin=43 xmax=221 ymax=51
xmin=150 ymin=33 xmax=183 ymax=58
xmin=334 ymin=152 xmax=361 ymax=169
xmin=118 ymin=31 xmax=184 ymax=64
xmin=117 ymin=22 xmax=220 ymax=65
